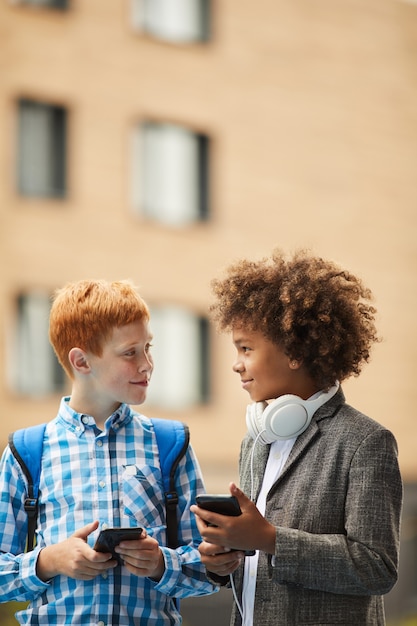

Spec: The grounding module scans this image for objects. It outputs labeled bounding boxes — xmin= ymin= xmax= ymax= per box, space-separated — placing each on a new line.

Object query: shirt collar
xmin=57 ymin=396 xmax=133 ymax=435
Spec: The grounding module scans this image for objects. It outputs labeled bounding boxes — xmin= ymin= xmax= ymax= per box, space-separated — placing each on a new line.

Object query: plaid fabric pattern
xmin=0 ymin=397 xmax=217 ymax=625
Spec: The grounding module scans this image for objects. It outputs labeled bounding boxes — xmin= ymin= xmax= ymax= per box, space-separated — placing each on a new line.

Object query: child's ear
xmin=68 ymin=347 xmax=90 ymax=373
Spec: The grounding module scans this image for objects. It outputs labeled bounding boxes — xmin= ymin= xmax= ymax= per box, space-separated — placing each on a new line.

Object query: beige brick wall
xmin=0 ymin=0 xmax=416 ymax=494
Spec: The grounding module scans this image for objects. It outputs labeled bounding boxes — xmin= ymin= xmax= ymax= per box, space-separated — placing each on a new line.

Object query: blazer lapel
xmin=270 ymin=388 xmax=345 ymax=487
xmin=276 ymin=420 xmax=320 ymax=484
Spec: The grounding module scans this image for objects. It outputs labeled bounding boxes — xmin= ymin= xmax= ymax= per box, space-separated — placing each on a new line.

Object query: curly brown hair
xmin=210 ymin=249 xmax=380 ymax=389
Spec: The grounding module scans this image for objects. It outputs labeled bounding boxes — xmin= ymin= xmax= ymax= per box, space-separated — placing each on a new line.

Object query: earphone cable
xmin=230 ymin=572 xmax=244 ymax=620
xmin=231 ymin=429 xmax=265 ymax=624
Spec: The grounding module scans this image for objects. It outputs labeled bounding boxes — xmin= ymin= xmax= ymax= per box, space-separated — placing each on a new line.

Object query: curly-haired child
xmin=191 ymin=249 xmax=403 ymax=626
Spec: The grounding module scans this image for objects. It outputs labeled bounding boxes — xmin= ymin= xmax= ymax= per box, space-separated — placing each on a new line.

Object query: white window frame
xmin=131 ymin=121 xmax=209 ymax=227
xmin=145 ymin=306 xmax=209 ymax=409
xmin=17 ymin=99 xmax=67 ymax=198
xmin=131 ymin=0 xmax=210 ymax=43
xmin=10 ymin=0 xmax=68 ymax=8
xmin=9 ymin=292 xmax=65 ymax=396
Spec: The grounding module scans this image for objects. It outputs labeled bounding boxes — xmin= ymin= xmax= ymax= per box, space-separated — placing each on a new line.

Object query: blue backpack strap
xmin=8 ymin=423 xmax=46 ymax=552
xmin=151 ymin=418 xmax=190 ymax=549
xmin=7 ymin=420 xmax=190 ymax=553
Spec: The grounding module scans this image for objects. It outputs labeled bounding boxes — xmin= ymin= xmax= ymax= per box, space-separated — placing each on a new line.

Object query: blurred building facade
xmin=0 ymin=0 xmax=416 ymax=622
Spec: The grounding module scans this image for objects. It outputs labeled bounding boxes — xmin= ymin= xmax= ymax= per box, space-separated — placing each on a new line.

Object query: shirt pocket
xmin=120 ymin=464 xmax=166 ymax=541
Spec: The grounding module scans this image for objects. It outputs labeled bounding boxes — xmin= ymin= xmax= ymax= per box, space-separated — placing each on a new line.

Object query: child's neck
xmin=290 ymin=372 xmax=321 ymax=400
xmin=68 ymin=388 xmax=121 ymax=430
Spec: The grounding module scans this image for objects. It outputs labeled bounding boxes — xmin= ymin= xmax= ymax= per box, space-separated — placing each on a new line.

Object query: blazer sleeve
xmin=270 ymin=427 xmax=403 ymax=595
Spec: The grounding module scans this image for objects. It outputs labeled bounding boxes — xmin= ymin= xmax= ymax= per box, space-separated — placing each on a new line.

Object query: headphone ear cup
xmin=246 ymin=402 xmax=268 ymax=443
xmin=246 ymin=385 xmax=338 ymax=443
xmin=263 ymin=397 xmax=310 ymax=441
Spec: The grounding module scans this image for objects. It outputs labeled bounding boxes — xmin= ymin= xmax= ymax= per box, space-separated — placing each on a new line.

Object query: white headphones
xmin=246 ymin=383 xmax=339 ymax=444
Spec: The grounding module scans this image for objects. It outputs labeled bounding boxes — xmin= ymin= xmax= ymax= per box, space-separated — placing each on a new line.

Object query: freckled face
xmin=232 ymin=325 xmax=295 ymax=402
xmin=86 ymin=319 xmax=154 ymax=410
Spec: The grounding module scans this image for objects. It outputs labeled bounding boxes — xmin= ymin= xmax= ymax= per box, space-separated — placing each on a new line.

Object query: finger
xmin=192 ymin=509 xmax=209 ymax=533
xmin=73 ymin=520 xmax=100 ymax=541
xmin=192 ymin=506 xmax=221 ymax=530
xmin=199 ymin=542 xmax=232 ymax=556
xmin=215 ymin=562 xmax=241 ymax=576
xmin=86 ymin=557 xmax=117 ymax=571
xmin=90 ymin=550 xmax=116 ymax=564
xmin=229 ymin=483 xmax=250 ymax=508
xmin=193 ymin=506 xmax=224 ymax=529
xmin=118 ymin=530 xmax=148 ymax=547
xmin=205 ymin=553 xmax=243 ymax=576
xmin=117 ymin=533 xmax=152 ymax=551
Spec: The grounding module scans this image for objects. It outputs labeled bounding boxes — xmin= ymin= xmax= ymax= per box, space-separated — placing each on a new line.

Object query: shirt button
xmin=82 ymin=416 xmax=89 ymax=425
xmin=96 ymin=440 xmax=103 ymax=447
xmin=99 ymin=481 xmax=106 ymax=488
xmin=97 ymin=622 xmax=106 ymax=626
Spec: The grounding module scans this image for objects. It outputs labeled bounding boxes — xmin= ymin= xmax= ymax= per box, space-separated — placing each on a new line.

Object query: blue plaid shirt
xmin=0 ymin=397 xmax=217 ymax=625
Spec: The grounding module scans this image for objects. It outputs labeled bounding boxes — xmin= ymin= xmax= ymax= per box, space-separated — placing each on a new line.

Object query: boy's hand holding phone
xmin=192 ymin=483 xmax=276 ymax=558
xmin=94 ymin=527 xmax=144 ymax=564
xmin=94 ymin=527 xmax=165 ymax=580
xmin=195 ymin=493 xmax=255 ymax=556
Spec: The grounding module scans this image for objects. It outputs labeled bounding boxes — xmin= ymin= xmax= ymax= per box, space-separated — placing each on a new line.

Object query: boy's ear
xmin=68 ymin=347 xmax=90 ymax=374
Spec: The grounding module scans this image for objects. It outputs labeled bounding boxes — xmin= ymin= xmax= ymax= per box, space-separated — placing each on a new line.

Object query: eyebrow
xmin=233 ymin=336 xmax=251 ymax=346
xmin=118 ymin=334 xmax=153 ymax=350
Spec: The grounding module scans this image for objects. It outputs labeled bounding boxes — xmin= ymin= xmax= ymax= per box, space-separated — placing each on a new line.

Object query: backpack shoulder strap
xmin=150 ymin=417 xmax=190 ymax=549
xmin=8 ymin=423 xmax=47 ymax=552
xmin=7 ymin=420 xmax=191 ymax=552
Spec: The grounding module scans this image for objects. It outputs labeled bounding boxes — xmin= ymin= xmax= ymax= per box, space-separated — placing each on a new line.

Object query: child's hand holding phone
xmin=195 ymin=494 xmax=255 ymax=556
xmin=94 ymin=527 xmax=143 ymax=565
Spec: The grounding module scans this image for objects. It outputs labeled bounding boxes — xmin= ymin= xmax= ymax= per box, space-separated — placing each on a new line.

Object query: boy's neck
xmin=288 ymin=370 xmax=321 ymax=401
xmin=68 ymin=388 xmax=121 ymax=429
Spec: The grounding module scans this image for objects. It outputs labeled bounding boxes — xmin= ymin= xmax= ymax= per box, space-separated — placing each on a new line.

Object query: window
xmin=132 ymin=0 xmax=210 ymax=43
xmin=146 ymin=307 xmax=210 ymax=409
xmin=132 ymin=121 xmax=209 ymax=226
xmin=13 ymin=0 xmax=69 ymax=8
xmin=17 ymin=99 xmax=67 ymax=198
xmin=10 ymin=293 xmax=65 ymax=395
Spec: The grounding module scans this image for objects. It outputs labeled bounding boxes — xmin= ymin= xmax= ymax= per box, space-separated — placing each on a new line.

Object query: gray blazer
xmin=231 ymin=387 xmax=403 ymax=626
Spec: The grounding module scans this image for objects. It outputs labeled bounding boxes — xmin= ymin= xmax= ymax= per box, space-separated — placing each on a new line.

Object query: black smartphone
xmin=196 ymin=494 xmax=242 ymax=517
xmin=195 ymin=494 xmax=255 ymax=556
xmin=94 ymin=527 xmax=143 ymax=564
